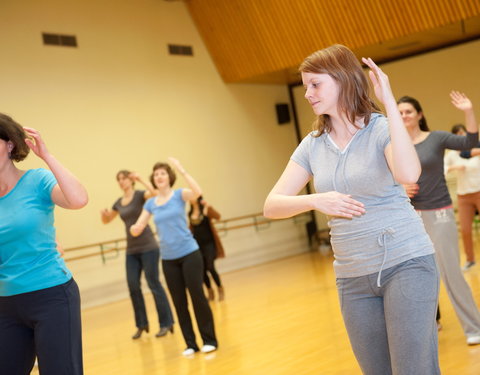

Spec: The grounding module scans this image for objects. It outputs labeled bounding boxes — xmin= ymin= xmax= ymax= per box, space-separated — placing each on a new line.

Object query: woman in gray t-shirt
xmin=264 ymin=45 xmax=439 ymax=374
xmin=101 ymin=170 xmax=174 ymax=339
xmin=399 ymin=94 xmax=480 ymax=346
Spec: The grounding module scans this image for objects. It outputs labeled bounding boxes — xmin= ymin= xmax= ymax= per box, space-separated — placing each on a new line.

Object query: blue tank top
xmin=144 ymin=189 xmax=198 ymax=260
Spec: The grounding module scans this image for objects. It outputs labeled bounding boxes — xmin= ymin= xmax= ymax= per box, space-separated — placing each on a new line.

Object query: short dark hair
xmin=150 ymin=162 xmax=176 ymax=188
xmin=0 ymin=113 xmax=30 ymax=162
xmin=451 ymin=124 xmax=466 ymax=134
xmin=397 ymin=96 xmax=429 ymax=131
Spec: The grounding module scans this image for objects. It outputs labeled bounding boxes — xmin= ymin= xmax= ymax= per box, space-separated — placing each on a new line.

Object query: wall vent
xmin=42 ymin=33 xmax=78 ymax=47
xmin=168 ymin=44 xmax=193 ymax=56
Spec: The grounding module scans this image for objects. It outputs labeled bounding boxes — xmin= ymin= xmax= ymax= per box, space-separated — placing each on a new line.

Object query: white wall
xmin=0 ymin=0 xmax=310 ymax=307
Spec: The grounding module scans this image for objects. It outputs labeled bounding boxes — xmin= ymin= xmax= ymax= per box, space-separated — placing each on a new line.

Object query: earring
xmin=7 ymin=143 xmax=13 ymax=159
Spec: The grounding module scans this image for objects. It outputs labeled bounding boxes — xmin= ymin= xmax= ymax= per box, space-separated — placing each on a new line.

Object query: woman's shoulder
xmin=366 ymin=112 xmax=386 ymax=128
xmin=27 ymin=168 xmax=52 ymax=178
xmin=25 ymin=168 xmax=56 ymax=187
xmin=134 ymin=189 xmax=147 ymax=200
xmin=426 ymin=131 xmax=452 ymax=144
xmin=300 ymin=130 xmax=326 ymax=144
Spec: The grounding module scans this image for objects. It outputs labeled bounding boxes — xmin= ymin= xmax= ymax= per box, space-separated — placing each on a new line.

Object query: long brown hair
xmin=397 ymin=96 xmax=430 ymax=131
xmin=299 ymin=44 xmax=380 ymax=135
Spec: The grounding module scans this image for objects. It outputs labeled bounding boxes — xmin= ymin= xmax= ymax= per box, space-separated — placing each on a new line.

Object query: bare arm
xmin=263 ymin=160 xmax=365 ymax=219
xmin=23 ymin=127 xmax=88 ymax=209
xmin=168 ymin=157 xmax=202 ymax=202
xmin=130 ymin=209 xmax=151 ymax=237
xmin=471 ymin=148 xmax=480 ymax=157
xmin=100 ymin=208 xmax=118 ymax=224
xmin=362 ymin=58 xmax=420 ymax=184
xmin=129 ymin=172 xmax=157 ymax=199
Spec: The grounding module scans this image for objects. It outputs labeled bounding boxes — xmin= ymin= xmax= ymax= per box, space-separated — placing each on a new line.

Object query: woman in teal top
xmin=131 ymin=157 xmax=217 ymax=357
xmin=0 ymin=113 xmax=88 ymax=375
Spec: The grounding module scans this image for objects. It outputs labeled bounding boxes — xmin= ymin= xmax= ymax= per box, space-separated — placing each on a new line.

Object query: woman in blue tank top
xmin=0 ymin=113 xmax=88 ymax=374
xmin=131 ymin=157 xmax=217 ymax=356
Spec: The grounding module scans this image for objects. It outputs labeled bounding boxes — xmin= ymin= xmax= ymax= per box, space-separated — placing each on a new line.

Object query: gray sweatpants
xmin=419 ymin=208 xmax=480 ymax=338
xmin=337 ymin=255 xmax=440 ymax=375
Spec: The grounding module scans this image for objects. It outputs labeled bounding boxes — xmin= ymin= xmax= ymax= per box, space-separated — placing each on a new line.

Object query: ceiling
xmin=186 ymin=0 xmax=480 ymax=84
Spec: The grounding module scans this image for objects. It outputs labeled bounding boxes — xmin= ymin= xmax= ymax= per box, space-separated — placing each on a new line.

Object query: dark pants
xmin=199 ymin=242 xmax=222 ymax=289
xmin=0 ymin=278 xmax=83 ymax=375
xmin=162 ymin=250 xmax=217 ymax=350
xmin=126 ymin=249 xmax=174 ymax=329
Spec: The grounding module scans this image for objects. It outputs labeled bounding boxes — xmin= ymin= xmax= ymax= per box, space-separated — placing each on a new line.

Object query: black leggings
xmin=200 ymin=242 xmax=222 ymax=288
xmin=162 ymin=250 xmax=217 ymax=350
xmin=0 ymin=278 xmax=83 ymax=375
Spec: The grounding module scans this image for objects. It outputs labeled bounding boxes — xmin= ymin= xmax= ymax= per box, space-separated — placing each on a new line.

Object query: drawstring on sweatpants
xmin=376 ymin=228 xmax=396 ymax=287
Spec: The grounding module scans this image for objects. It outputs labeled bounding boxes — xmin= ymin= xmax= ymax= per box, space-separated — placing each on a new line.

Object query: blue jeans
xmin=126 ymin=249 xmax=174 ymax=329
xmin=0 ymin=278 xmax=83 ymax=375
xmin=336 ymin=255 xmax=440 ymax=375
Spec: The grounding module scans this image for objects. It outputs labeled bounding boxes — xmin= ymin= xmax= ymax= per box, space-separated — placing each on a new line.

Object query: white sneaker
xmin=182 ymin=348 xmax=196 ymax=356
xmin=201 ymin=344 xmax=217 ymax=353
xmin=466 ymin=335 xmax=480 ymax=345
xmin=462 ymin=261 xmax=476 ymax=271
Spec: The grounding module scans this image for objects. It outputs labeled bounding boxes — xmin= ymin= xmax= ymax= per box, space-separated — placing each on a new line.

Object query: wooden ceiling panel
xmin=186 ymin=0 xmax=480 ymax=83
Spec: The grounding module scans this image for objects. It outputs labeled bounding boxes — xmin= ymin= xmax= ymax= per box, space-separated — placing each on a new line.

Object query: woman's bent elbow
xmin=396 ymin=172 xmax=420 ymax=185
xmin=70 ymin=195 xmax=89 ymax=209
xmin=263 ymin=207 xmax=273 ymax=219
xmin=263 ymin=201 xmax=276 ymax=219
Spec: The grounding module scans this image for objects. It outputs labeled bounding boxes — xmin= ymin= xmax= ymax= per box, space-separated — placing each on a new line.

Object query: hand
xmin=168 ymin=157 xmax=186 ymax=174
xmin=313 ymin=191 xmax=365 ymax=218
xmin=23 ymin=127 xmax=51 ymax=160
xmin=128 ymin=172 xmax=140 ymax=181
xmin=403 ymin=183 xmax=419 ymax=198
xmin=57 ymin=243 xmax=65 ymax=257
xmin=450 ymin=91 xmax=472 ymax=112
xmin=130 ymin=224 xmax=143 ymax=237
xmin=362 ymin=57 xmax=394 ymax=106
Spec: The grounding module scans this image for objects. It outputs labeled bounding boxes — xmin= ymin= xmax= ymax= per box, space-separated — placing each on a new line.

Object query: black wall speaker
xmin=275 ymin=103 xmax=290 ymax=125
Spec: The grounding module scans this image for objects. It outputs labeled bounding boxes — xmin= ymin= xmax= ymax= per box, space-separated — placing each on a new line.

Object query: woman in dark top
xmin=100 ymin=170 xmax=174 ymax=339
xmin=189 ymin=197 xmax=225 ymax=301
xmin=399 ymin=93 xmax=480 ymax=345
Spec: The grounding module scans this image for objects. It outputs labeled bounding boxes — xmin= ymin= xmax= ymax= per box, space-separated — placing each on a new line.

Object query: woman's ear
xmin=7 ymin=141 xmax=14 ymax=151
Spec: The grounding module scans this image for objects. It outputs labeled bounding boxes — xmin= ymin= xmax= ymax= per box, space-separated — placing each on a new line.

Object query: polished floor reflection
xmin=32 ymin=247 xmax=480 ymax=374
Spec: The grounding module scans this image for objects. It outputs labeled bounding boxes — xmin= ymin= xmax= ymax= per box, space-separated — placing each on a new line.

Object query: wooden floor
xmin=33 ymin=248 xmax=480 ymax=374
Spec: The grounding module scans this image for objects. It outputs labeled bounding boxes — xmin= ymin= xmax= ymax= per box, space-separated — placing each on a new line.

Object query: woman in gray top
xmin=399 ymin=94 xmax=480 ymax=346
xmin=101 ymin=171 xmax=174 ymax=339
xmin=264 ymin=45 xmax=439 ymax=375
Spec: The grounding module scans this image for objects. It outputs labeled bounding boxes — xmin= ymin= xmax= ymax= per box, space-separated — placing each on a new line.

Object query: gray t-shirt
xmin=291 ymin=113 xmax=434 ymax=278
xmin=411 ymin=131 xmax=479 ymax=210
xmin=112 ymin=190 xmax=159 ymax=254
